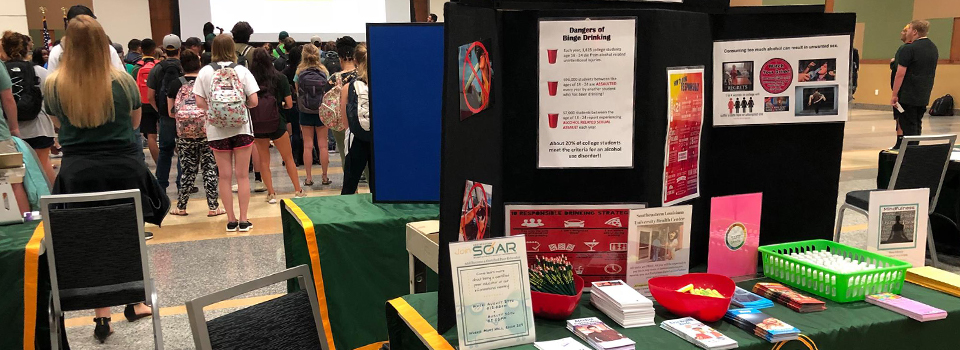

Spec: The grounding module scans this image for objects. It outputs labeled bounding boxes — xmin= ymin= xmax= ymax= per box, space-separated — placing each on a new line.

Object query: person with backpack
xmin=232 ymin=21 xmax=256 ymax=67
xmin=146 ymin=34 xmax=186 ymax=191
xmin=341 ymin=44 xmax=372 ymax=195
xmin=326 ymin=36 xmax=360 ymax=175
xmin=1 ymin=31 xmax=56 ymax=184
xmin=132 ymin=38 xmax=161 ymax=163
xmin=193 ymin=34 xmax=261 ymax=233
xmin=0 ymin=36 xmax=33 ymax=217
xmin=165 ymin=51 xmax=225 ymax=217
xmin=295 ymin=44 xmax=332 ymax=186
xmin=249 ymin=48 xmax=306 ymax=203
xmin=273 ymin=31 xmax=291 ymax=60
xmin=273 ymin=36 xmax=295 ymax=71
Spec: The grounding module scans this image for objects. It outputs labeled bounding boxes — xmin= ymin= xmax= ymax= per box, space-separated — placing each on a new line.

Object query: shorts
xmin=23 ymin=136 xmax=55 ymax=150
xmin=209 ymin=134 xmax=255 ymax=152
xmin=254 ymin=114 xmax=288 ymax=140
xmin=299 ymin=111 xmax=325 ymax=127
xmin=141 ymin=105 xmax=160 ymax=135
xmin=0 ymin=139 xmax=24 ymax=184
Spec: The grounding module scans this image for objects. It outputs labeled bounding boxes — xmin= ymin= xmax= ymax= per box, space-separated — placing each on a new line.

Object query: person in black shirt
xmin=892 ymin=20 xmax=938 ymax=139
xmin=890 ymin=24 xmax=913 ymax=149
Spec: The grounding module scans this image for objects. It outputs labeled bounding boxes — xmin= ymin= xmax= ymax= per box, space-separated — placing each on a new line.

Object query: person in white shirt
xmin=192 ymin=34 xmax=260 ymax=233
xmin=45 ymin=5 xmax=123 ymax=72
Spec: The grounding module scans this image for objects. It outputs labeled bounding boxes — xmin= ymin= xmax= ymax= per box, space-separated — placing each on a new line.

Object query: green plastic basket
xmin=758 ymin=240 xmax=911 ymax=303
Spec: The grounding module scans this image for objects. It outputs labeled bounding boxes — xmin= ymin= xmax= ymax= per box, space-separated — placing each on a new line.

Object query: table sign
xmin=449 ymin=235 xmax=536 ymax=349
xmin=708 ymin=193 xmax=762 ymax=278
xmin=867 ymin=189 xmax=929 ymax=267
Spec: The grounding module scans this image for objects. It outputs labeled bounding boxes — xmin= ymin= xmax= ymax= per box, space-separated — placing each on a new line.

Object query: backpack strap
xmin=178 ymin=76 xmax=187 ymax=85
xmin=211 ymin=62 xmax=222 ymax=71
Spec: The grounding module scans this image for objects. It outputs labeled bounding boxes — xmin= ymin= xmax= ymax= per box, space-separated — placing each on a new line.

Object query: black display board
xmin=437 ymin=1 xmax=855 ymax=332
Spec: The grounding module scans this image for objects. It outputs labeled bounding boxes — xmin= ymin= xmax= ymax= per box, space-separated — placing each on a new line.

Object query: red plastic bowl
xmin=530 ymin=275 xmax=584 ymax=320
xmin=648 ymin=273 xmax=735 ymax=323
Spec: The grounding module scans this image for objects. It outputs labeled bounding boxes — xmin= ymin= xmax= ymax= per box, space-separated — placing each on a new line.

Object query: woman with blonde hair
xmin=340 ymin=44 xmax=372 ymax=195
xmin=295 ymin=44 xmax=331 ymax=186
xmin=42 ymin=15 xmax=169 ymax=343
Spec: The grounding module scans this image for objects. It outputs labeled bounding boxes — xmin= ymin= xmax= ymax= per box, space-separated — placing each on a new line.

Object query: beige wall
xmin=855 ymin=63 xmax=960 ymax=106
xmin=730 ymin=0 xmax=763 ymax=6
xmin=92 ymin=0 xmax=151 ymax=48
xmin=430 ymin=0 xmax=447 ymax=21
xmin=913 ymin=0 xmax=960 ymax=20
xmin=0 ymin=0 xmax=29 ymax=34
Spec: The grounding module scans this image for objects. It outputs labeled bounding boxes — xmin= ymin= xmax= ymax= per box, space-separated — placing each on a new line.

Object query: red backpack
xmin=135 ymin=59 xmax=157 ymax=105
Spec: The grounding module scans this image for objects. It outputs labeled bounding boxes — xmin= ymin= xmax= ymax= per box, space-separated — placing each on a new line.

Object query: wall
xmin=429 ymin=0 xmax=447 ymax=21
xmin=0 ymin=0 xmax=29 ymax=34
xmin=855 ymin=63 xmax=960 ymax=106
xmin=92 ymin=0 xmax=152 ymax=46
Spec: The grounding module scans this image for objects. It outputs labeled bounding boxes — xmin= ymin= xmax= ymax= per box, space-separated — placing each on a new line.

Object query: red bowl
xmin=648 ymin=273 xmax=735 ymax=323
xmin=530 ymin=275 xmax=584 ymax=320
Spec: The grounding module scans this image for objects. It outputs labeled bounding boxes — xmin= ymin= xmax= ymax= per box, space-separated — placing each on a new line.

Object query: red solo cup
xmin=547 ymin=49 xmax=558 ymax=64
xmin=548 ymin=81 xmax=558 ymax=96
xmin=548 ymin=114 xmax=559 ymax=128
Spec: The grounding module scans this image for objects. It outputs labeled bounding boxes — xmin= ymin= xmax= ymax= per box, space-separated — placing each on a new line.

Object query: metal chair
xmin=185 ymin=265 xmax=328 ymax=350
xmin=41 ymin=189 xmax=163 ymax=349
xmin=834 ymin=134 xmax=956 ymax=267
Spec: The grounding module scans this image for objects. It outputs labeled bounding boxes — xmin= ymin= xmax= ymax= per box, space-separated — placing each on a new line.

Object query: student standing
xmin=295 ymin=44 xmax=332 ymax=186
xmin=147 ymin=34 xmax=185 ymax=191
xmin=273 ymin=31 xmax=290 ymax=59
xmin=125 ymin=39 xmax=142 ymax=65
xmin=890 ymin=24 xmax=915 ymax=149
xmin=341 ymin=44 xmax=372 ymax=195
xmin=1 ymin=31 xmax=56 ymax=184
xmin=892 ymin=20 xmax=939 ymax=139
xmin=46 ymin=5 xmax=124 ymax=72
xmin=231 ymin=21 xmax=256 ymax=66
xmin=329 ymin=37 xmax=359 ymax=170
xmin=248 ymin=48 xmax=306 ymax=202
xmin=193 ymin=34 xmax=260 ymax=232
xmin=133 ymin=38 xmax=160 ymax=163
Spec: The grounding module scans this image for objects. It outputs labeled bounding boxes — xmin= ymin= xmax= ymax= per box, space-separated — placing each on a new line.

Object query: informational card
xmin=868 ymin=189 xmax=929 ymax=267
xmin=538 ymin=17 xmax=637 ymax=168
xmin=626 ymin=206 xmax=693 ymax=295
xmin=663 ymin=67 xmax=704 ymax=206
xmin=458 ymin=40 xmax=493 ymax=120
xmin=712 ymin=35 xmax=851 ymax=126
xmin=449 ymin=236 xmax=536 ymax=349
xmin=460 ymin=180 xmax=493 ymax=241
xmin=505 ymin=204 xmax=645 ymax=286
xmin=708 ymin=193 xmax=762 ymax=278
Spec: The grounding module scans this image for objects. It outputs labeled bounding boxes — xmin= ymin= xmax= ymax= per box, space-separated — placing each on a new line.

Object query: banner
xmin=662 ymin=67 xmax=704 ymax=206
xmin=538 ymin=17 xmax=637 ymax=168
xmin=505 ymin=204 xmax=646 ymax=287
xmin=713 ymin=35 xmax=851 ymax=126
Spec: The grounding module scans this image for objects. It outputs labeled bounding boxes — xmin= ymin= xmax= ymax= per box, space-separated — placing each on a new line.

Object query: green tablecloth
xmin=281 ymin=194 xmax=439 ymax=350
xmin=387 ymin=278 xmax=960 ymax=350
xmin=0 ymin=220 xmax=46 ymax=350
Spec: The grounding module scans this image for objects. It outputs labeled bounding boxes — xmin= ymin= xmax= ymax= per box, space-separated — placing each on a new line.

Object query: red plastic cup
xmin=547 ymin=49 xmax=558 ymax=64
xmin=548 ymin=114 xmax=559 ymax=129
xmin=548 ymin=81 xmax=558 ymax=96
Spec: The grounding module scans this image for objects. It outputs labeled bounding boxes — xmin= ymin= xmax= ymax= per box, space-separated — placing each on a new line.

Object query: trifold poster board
xmin=627 ymin=206 xmax=693 ymax=295
xmin=449 ymin=235 xmax=536 ymax=349
xmin=505 ymin=204 xmax=646 ymax=287
xmin=868 ymin=189 xmax=930 ymax=267
xmin=538 ymin=18 xmax=637 ymax=169
xmin=712 ymin=35 xmax=851 ymax=126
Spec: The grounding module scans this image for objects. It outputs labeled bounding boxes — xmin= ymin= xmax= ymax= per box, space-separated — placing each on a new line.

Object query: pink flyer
xmin=708 ymin=193 xmax=762 ymax=278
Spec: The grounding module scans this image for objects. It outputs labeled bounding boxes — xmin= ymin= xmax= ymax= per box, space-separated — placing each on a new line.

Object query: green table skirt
xmin=282 ymin=194 xmax=439 ymax=350
xmin=0 ymin=220 xmax=46 ymax=350
xmin=387 ymin=278 xmax=960 ymax=350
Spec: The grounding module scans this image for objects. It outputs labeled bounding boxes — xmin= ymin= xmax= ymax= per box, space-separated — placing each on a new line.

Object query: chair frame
xmin=40 ymin=189 xmax=163 ymax=350
xmin=185 ymin=264 xmax=328 ymax=350
xmin=834 ymin=134 xmax=957 ymax=267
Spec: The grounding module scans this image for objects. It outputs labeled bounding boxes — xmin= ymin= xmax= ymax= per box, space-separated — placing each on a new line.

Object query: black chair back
xmin=207 ymin=290 xmax=323 ymax=349
xmin=891 ymin=135 xmax=957 ymax=210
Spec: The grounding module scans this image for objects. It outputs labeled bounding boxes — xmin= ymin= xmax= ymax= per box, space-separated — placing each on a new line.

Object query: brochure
xmin=626 ymin=206 xmax=693 ymax=295
xmin=867 ymin=188 xmax=929 ymax=267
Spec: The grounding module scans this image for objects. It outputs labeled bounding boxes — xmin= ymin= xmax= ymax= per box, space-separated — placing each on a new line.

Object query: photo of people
xmin=764 ymin=96 xmax=790 ymax=112
xmin=458 ymin=41 xmax=493 ymax=119
xmin=637 ymin=223 xmax=684 ymax=262
xmin=576 ymin=323 xmax=626 ymax=343
xmin=797 ymin=59 xmax=837 ymax=82
xmin=459 ymin=180 xmax=492 ymax=241
xmin=880 ymin=206 xmax=918 ymax=247
xmin=722 ymin=61 xmax=754 ymax=92
xmin=795 ymin=86 xmax=839 ymax=116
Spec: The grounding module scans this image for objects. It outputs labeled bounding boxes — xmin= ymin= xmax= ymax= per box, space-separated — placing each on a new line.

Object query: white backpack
xmin=207 ymin=62 xmax=246 ymax=128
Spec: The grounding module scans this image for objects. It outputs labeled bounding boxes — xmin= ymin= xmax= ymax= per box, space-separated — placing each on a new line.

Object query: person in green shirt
xmin=0 ymin=59 xmax=29 ymax=215
xmin=273 ymin=31 xmax=290 ymax=59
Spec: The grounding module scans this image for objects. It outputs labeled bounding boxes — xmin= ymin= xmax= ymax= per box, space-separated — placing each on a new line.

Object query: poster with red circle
xmin=759 ymin=58 xmax=793 ymax=94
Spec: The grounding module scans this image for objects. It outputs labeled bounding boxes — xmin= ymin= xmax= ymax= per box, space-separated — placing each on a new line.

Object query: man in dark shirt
xmin=892 ymin=20 xmax=938 ymax=140
xmin=890 ymin=24 xmax=913 ymax=149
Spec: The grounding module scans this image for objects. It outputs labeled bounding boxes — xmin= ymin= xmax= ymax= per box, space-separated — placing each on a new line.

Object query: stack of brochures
xmin=661 ymin=317 xmax=739 ymax=350
xmin=723 ymin=308 xmax=800 ymax=343
xmin=753 ymin=283 xmax=826 ymax=313
xmin=906 ymin=266 xmax=960 ymax=298
xmin=534 ymin=337 xmax=591 ymax=350
xmin=866 ymin=293 xmax=947 ymax=322
xmin=590 ymin=280 xmax=656 ymax=328
xmin=730 ymin=287 xmax=773 ymax=309
xmin=567 ymin=317 xmax=636 ymax=350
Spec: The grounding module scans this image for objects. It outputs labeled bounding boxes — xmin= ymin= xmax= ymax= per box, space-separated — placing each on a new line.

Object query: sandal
xmin=304 ymin=179 xmax=315 ymax=186
xmin=169 ymin=209 xmax=188 ymax=216
xmin=207 ymin=207 xmax=227 ymax=217
xmin=322 ymin=176 xmax=332 ymax=186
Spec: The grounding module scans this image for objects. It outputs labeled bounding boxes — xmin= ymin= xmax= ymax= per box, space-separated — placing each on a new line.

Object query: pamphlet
xmin=535 ymin=337 xmax=591 ymax=350
xmin=460 ymin=180 xmax=494 ymax=241
xmin=708 ymin=193 xmax=762 ymax=278
xmin=866 ymin=293 xmax=947 ymax=322
xmin=660 ymin=317 xmax=738 ymax=350
xmin=567 ymin=317 xmax=635 ymax=350
xmin=867 ymin=188 xmax=929 ymax=267
xmin=662 ymin=67 xmax=704 ymax=206
xmin=505 ymin=204 xmax=645 ymax=286
xmin=626 ymin=206 xmax=693 ymax=295
xmin=449 ymin=236 xmax=536 ymax=349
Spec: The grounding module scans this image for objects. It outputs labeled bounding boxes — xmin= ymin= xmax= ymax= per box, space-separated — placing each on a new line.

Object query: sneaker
xmin=266 ymin=194 xmax=277 ymax=204
xmin=254 ymin=181 xmax=267 ymax=193
xmin=295 ymin=190 xmax=307 ymax=198
xmin=144 ymin=231 xmax=154 ymax=240
xmin=231 ymin=184 xmax=239 ymax=193
xmin=238 ymin=221 xmax=253 ymax=232
xmin=226 ymin=222 xmax=239 ymax=232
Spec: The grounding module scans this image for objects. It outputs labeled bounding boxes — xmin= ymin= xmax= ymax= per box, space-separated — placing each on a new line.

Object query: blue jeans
xmin=156 ymin=116 xmax=181 ymax=189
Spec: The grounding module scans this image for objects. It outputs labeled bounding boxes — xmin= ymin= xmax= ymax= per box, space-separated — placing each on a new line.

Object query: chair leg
xmin=49 ymin=295 xmax=62 ymax=350
xmin=150 ymin=285 xmax=165 ymax=350
xmin=834 ymin=205 xmax=847 ymax=242
xmin=927 ymin=222 xmax=940 ymax=268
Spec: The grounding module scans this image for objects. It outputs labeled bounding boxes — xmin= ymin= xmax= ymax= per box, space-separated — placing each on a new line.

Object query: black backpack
xmin=155 ymin=59 xmax=184 ymax=117
xmin=5 ymin=61 xmax=42 ymax=121
xmin=929 ymin=94 xmax=955 ymax=116
xmin=322 ymin=51 xmax=342 ymax=75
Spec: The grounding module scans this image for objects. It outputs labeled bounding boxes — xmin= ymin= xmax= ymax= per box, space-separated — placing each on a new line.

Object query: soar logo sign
xmin=473 ymin=241 xmax=518 ymax=257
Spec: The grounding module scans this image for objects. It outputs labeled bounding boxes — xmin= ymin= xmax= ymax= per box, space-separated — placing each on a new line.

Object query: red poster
xmin=505 ymin=204 xmax=645 ymax=286
xmin=663 ymin=68 xmax=704 ymax=206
